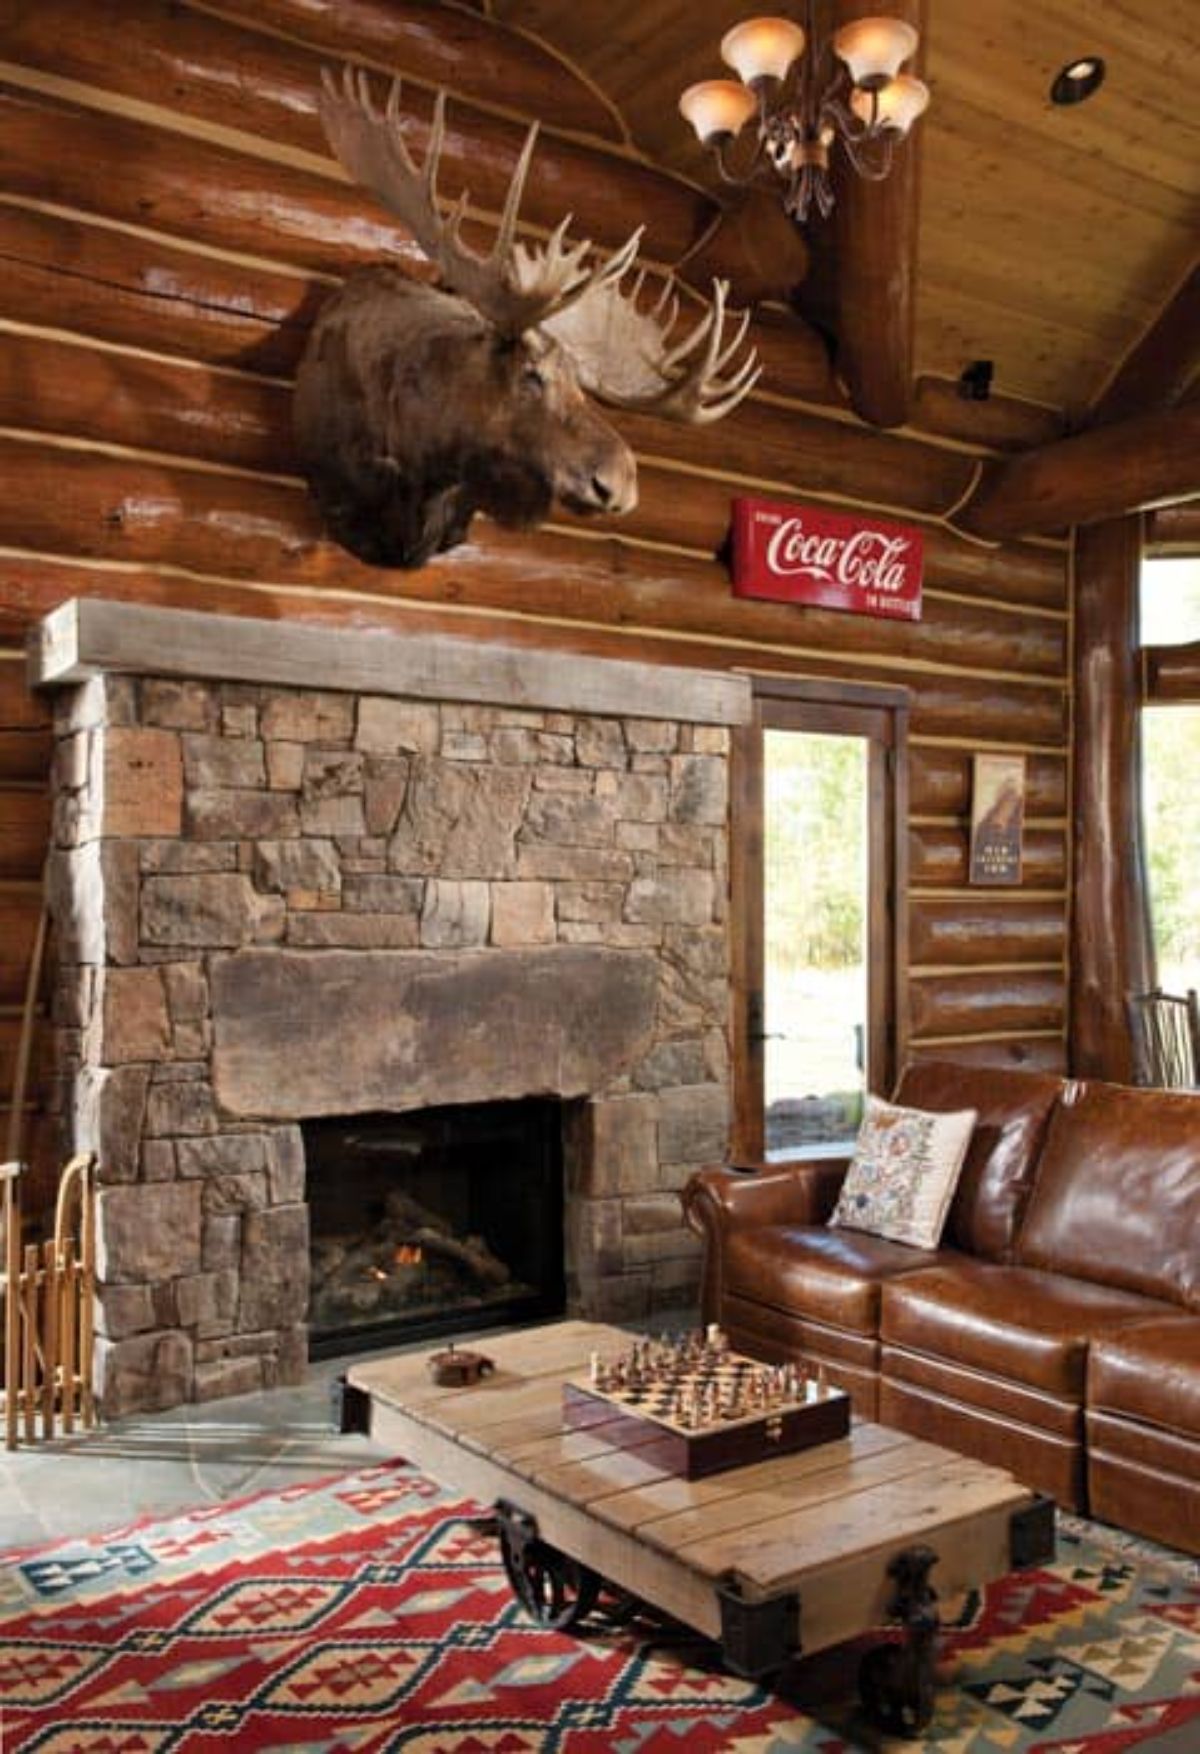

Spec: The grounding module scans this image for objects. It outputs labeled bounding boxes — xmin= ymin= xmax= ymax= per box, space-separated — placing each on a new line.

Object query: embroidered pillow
xmin=829 ymin=1095 xmax=977 ymax=1249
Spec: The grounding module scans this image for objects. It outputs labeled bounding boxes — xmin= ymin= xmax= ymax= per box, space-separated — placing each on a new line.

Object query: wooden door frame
xmin=730 ymin=676 xmax=910 ymax=1162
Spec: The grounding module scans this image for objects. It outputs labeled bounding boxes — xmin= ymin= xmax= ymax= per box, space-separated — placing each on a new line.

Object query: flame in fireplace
xmin=395 ymin=1244 xmax=423 ymax=1267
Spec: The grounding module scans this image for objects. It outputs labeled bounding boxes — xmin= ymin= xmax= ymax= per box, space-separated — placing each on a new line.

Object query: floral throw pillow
xmin=829 ymin=1095 xmax=977 ymax=1249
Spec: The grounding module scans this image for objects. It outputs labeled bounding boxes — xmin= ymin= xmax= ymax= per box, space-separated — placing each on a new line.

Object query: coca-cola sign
xmin=731 ymin=496 xmax=923 ymax=620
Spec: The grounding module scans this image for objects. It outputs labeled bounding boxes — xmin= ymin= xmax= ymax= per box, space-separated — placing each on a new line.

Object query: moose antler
xmin=541 ymin=272 xmax=761 ymax=423
xmin=317 ymin=66 xmax=641 ymax=336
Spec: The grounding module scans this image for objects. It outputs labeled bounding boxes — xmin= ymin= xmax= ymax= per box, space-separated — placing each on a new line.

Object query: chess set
xmin=562 ymin=1325 xmax=851 ymax=1479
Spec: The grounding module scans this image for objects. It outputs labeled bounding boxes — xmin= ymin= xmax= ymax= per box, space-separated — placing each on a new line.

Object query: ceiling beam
xmin=1146 ymin=502 xmax=1200 ymax=556
xmin=1085 ymin=263 xmax=1200 ymax=429
xmin=831 ymin=0 xmax=925 ymax=429
xmin=955 ymin=401 xmax=1200 ymax=542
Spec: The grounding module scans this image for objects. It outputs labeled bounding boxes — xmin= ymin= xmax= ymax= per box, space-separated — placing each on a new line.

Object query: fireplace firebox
xmin=304 ymin=1098 xmax=566 ymax=1357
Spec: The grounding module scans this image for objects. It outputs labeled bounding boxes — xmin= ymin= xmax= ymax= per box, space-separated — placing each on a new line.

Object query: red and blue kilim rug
xmin=0 ymin=1459 xmax=1197 ymax=1751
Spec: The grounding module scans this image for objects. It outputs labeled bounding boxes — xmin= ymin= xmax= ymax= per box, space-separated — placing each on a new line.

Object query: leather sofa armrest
xmin=682 ymin=1160 xmax=848 ymax=1239
xmin=681 ymin=1160 xmax=849 ymax=1324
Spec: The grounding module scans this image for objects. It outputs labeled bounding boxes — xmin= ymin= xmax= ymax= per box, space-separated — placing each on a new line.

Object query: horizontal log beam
xmin=907 ymin=1036 xmax=1065 ymax=1071
xmin=0 ymin=665 xmax=51 ymax=731
xmin=0 ymin=893 xmax=42 ymax=1005
xmin=0 ymin=6 xmax=713 ymax=266
xmin=1144 ymin=640 xmax=1200 ymax=703
xmin=0 ymin=229 xmax=1065 ymax=601
xmin=0 ymin=289 xmax=982 ymax=526
xmin=957 ymin=402 xmax=1200 ymax=540
xmin=908 ymin=970 xmax=1065 ymax=1039
xmin=1086 ymin=264 xmax=1200 ymax=428
xmin=0 ymin=202 xmax=834 ymax=410
xmin=911 ymin=377 xmax=1066 ymax=454
xmin=3 ymin=551 xmax=1068 ymax=745
xmin=0 ymin=1014 xmax=50 ymax=1096
xmin=0 ymin=729 xmax=52 ymax=782
xmin=1146 ymin=502 xmax=1200 ymax=555
xmin=0 ymin=435 xmax=1066 ymax=682
xmin=908 ymin=746 xmax=1066 ymax=817
xmin=587 ymin=469 xmax=1065 ymax=608
xmin=0 ymin=791 xmax=50 ymax=881
xmin=908 ymin=825 xmax=1066 ymax=888
xmin=0 ymin=79 xmax=419 ymax=274
xmin=0 ymin=200 xmax=321 ymax=379
xmin=0 ymin=327 xmax=290 ymax=476
xmin=908 ymin=898 xmax=1065 ymax=966
xmin=0 ymin=329 xmax=1022 ymax=590
xmin=192 ymin=0 xmax=627 ymax=142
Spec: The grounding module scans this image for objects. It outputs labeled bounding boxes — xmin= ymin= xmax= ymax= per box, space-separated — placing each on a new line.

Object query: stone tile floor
xmin=0 ymin=1314 xmax=703 ymax=1553
xmin=0 ymin=1346 xmax=396 ymax=1553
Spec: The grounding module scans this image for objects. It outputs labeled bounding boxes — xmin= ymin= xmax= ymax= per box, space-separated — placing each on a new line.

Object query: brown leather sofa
xmin=682 ymin=1062 xmax=1200 ymax=1551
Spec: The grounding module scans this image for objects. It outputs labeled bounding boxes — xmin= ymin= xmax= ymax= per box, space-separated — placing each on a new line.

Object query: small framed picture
xmin=969 ymin=753 xmax=1026 ymax=885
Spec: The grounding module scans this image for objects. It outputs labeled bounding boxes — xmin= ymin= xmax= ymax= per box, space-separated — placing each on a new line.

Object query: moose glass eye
xmin=521 ymin=364 xmax=546 ymax=396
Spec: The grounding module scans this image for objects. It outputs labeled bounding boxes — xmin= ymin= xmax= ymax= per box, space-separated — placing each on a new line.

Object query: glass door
xmin=763 ymin=727 xmax=870 ymax=1154
xmin=731 ymin=680 xmax=907 ymax=1161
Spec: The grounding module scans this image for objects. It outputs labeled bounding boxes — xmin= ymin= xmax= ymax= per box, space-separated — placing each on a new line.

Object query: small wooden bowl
xmin=426 ymin=1344 xmax=495 ymax=1387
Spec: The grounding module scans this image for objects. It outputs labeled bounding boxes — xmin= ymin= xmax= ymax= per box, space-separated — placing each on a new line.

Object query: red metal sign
xmin=730 ymin=496 xmax=924 ymax=621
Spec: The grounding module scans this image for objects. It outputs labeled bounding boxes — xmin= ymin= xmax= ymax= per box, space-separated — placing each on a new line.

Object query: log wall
xmin=0 ymin=1 xmax=1073 ymax=1186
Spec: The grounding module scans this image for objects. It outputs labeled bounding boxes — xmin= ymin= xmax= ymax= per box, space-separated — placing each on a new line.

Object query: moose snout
xmin=560 ymin=445 xmax=637 ymax=519
xmin=591 ymin=464 xmax=637 ymax=516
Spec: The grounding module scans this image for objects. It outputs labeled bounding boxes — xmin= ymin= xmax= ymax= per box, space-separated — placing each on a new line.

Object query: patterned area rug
xmin=0 ymin=1459 xmax=1197 ymax=1751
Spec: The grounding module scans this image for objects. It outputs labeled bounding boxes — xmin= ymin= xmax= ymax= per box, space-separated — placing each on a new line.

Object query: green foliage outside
xmin=763 ymin=730 xmax=866 ymax=972
xmin=1143 ymin=706 xmax=1200 ymax=986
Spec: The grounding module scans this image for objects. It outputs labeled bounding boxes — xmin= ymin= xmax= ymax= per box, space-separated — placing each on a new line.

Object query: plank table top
xmin=348 ymin=1319 xmax=1039 ymax=1656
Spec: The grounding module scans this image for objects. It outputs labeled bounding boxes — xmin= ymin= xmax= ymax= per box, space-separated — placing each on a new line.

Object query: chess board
xmin=561 ymin=1330 xmax=851 ymax=1479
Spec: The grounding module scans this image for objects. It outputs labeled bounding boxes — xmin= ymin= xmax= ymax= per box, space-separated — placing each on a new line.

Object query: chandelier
xmin=679 ymin=7 xmax=930 ymax=224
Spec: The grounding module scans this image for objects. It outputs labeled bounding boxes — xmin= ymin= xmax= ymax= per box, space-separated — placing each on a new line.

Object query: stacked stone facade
xmin=49 ymin=669 xmax=734 ymax=1418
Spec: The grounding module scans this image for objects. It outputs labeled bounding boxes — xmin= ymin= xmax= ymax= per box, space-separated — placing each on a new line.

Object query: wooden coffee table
xmin=342 ymin=1319 xmax=1052 ymax=1735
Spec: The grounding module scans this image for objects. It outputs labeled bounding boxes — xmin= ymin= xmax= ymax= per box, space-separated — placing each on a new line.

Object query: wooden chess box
xmin=561 ymin=1361 xmax=851 ymax=1480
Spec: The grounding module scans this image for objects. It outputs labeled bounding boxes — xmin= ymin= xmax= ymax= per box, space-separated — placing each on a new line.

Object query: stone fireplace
xmin=34 ymin=600 xmax=750 ymax=1418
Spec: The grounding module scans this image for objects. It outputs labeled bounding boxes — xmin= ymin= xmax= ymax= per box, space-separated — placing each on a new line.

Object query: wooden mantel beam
xmin=831 ymin=0 xmax=925 ymax=428
xmin=1085 ymin=263 xmax=1200 ymax=429
xmin=955 ymin=401 xmax=1200 ymax=541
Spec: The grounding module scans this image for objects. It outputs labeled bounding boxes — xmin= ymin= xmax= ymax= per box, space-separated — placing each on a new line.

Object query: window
xmin=731 ymin=679 xmax=907 ymax=1160
xmin=1140 ymin=556 xmax=1200 ymax=646
xmin=1140 ymin=555 xmax=1200 ymax=994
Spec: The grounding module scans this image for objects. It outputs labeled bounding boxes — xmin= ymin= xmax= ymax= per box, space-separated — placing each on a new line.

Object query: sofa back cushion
xmin=1015 ymin=1080 xmax=1200 ymax=1308
xmin=893 ymin=1060 xmax=1065 ymax=1260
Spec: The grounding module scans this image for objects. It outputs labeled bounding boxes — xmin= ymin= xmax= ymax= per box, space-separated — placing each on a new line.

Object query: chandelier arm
xmin=823 ymin=91 xmax=879 ymax=147
xmin=711 ymin=133 xmax=776 ymax=190
xmin=839 ymin=129 xmax=899 ymax=181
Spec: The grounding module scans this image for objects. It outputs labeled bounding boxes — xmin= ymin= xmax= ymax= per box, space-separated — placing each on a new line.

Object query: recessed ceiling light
xmin=1050 ymin=57 xmax=1106 ymax=105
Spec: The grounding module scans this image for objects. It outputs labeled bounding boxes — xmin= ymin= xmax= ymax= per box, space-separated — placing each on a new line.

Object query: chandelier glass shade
xmin=679 ymin=7 xmax=930 ymax=224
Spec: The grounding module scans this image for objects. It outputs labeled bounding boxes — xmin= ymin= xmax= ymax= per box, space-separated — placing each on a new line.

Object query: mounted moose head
xmin=294 ymin=69 xmax=760 ymax=568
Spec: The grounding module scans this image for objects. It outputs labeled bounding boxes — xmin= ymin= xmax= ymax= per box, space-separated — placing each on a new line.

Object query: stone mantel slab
xmin=211 ymin=946 xmax=659 ymax=1119
xmin=31 ymin=600 xmax=752 ymax=726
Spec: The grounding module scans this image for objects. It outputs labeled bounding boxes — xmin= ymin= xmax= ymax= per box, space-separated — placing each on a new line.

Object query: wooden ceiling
xmin=486 ymin=0 xmax=1200 ymax=419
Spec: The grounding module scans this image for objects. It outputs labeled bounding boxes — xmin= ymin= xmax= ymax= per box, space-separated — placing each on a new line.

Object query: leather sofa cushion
xmin=1016 ymin=1080 xmax=1200 ymax=1308
xmin=724 ymin=1224 xmax=946 ymax=1335
xmin=893 ymin=1060 xmax=1064 ymax=1261
xmin=880 ymin=1260 xmax=1172 ymax=1397
xmin=1088 ymin=1318 xmax=1200 ymax=1441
